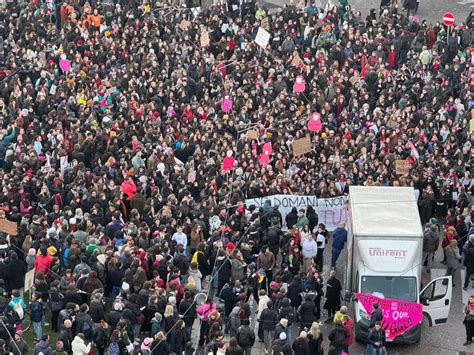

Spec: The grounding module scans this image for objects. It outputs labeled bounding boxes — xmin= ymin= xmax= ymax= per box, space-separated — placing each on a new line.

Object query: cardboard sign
xmin=290 ymin=53 xmax=304 ymax=68
xmin=0 ymin=219 xmax=17 ymax=236
xmin=355 ymin=293 xmax=423 ymax=340
xmin=24 ymin=269 xmax=35 ymax=292
xmin=246 ymin=129 xmax=259 ymax=140
xmin=292 ymin=136 xmax=312 ymax=156
xmin=395 ymin=160 xmax=410 ymax=175
xmin=200 ymin=31 xmax=210 ymax=48
xmin=255 ymin=27 xmax=271 ymax=49
xmin=178 ymin=19 xmax=191 ymax=31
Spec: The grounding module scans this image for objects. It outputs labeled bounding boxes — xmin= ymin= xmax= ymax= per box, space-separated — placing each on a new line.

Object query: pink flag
xmin=406 ymin=140 xmax=419 ymax=160
xmin=293 ymin=75 xmax=306 ymax=93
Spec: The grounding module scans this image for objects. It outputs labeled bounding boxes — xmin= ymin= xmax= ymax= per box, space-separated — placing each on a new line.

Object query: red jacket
xmin=34 ymin=255 xmax=53 ymax=276
xmin=344 ymin=318 xmax=354 ymax=345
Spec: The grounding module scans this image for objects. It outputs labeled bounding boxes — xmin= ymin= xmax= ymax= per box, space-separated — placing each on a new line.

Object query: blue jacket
xmin=332 ymin=227 xmax=347 ymax=250
xmin=30 ymin=300 xmax=43 ymax=322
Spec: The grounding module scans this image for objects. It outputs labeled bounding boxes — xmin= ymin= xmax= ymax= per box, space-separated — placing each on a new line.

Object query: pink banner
xmin=355 ymin=293 xmax=423 ymax=340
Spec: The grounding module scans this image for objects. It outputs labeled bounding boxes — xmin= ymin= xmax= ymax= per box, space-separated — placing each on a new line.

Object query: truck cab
xmin=345 ymin=186 xmax=452 ymax=344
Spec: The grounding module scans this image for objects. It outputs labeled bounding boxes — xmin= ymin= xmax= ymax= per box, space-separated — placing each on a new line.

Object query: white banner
xmin=245 ymin=194 xmax=347 ymax=231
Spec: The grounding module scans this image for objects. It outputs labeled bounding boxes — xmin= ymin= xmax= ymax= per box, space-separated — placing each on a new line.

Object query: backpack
xmin=107 ymin=341 xmax=120 ymax=355
xmin=334 ymin=328 xmax=346 ymax=346
xmin=237 ymin=326 xmax=255 ymax=348
xmin=13 ymin=302 xmax=24 ymax=320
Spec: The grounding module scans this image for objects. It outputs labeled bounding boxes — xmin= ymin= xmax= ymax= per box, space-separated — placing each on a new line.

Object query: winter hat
xmin=300 ymin=331 xmax=307 ymax=338
xmin=141 ymin=337 xmax=153 ymax=350
xmin=279 ymin=332 xmax=287 ymax=340
xmin=154 ymin=312 xmax=163 ymax=322
xmin=28 ymin=248 xmax=36 ymax=256
xmin=280 ymin=318 xmax=288 ymax=327
xmin=232 ymin=306 xmax=240 ymax=315
xmin=470 ymin=234 xmax=474 ymax=242
xmin=56 ymin=340 xmax=64 ymax=350
xmin=226 ymin=242 xmax=235 ymax=251
xmin=236 ymin=207 xmax=244 ymax=214
xmin=47 ymin=246 xmax=57 ymax=256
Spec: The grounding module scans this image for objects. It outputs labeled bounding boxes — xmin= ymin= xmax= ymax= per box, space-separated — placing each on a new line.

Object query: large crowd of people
xmin=0 ymin=0 xmax=471 ymax=353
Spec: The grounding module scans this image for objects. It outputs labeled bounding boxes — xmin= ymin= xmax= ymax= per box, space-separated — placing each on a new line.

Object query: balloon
xmin=262 ymin=143 xmax=272 ymax=155
xmin=59 ymin=59 xmax=71 ymax=73
xmin=307 ymin=112 xmax=323 ymax=132
xmin=293 ymin=75 xmax=306 ymax=93
xmin=221 ymin=96 xmax=233 ymax=113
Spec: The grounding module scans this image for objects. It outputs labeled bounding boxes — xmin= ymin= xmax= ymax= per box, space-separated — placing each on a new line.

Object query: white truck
xmin=344 ymin=186 xmax=452 ymax=344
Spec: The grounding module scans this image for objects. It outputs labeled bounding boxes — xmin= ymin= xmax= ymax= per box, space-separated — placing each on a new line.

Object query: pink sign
xmin=262 ymin=143 xmax=272 ymax=155
xmin=354 ymin=293 xmax=423 ymax=340
xmin=293 ymin=75 xmax=306 ymax=93
xmin=307 ymin=112 xmax=322 ymax=132
xmin=59 ymin=59 xmax=71 ymax=73
xmin=222 ymin=151 xmax=235 ymax=172
xmin=221 ymin=96 xmax=233 ymax=113
xmin=258 ymin=153 xmax=270 ymax=166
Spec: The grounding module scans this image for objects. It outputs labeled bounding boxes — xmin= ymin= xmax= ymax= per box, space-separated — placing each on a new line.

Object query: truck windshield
xmin=360 ymin=276 xmax=417 ymax=302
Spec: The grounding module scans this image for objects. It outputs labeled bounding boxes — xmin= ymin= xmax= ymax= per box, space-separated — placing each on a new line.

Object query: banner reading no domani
xmin=245 ymin=194 xmax=347 ymax=231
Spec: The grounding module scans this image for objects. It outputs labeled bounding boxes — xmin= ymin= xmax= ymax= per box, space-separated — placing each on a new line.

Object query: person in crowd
xmin=366 ymin=321 xmax=386 ymax=354
xmin=464 ymin=295 xmax=474 ymax=346
xmin=260 ymin=300 xmax=278 ymax=352
xmin=328 ymin=319 xmax=347 ymax=354
xmin=423 ymin=223 xmax=440 ymax=274
xmin=331 ymin=224 xmax=347 ymax=269
xmin=324 ymin=271 xmax=342 ymax=322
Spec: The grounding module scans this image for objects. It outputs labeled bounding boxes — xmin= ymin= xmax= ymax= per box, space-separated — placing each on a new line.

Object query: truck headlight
xmin=359 ymin=309 xmax=369 ymax=320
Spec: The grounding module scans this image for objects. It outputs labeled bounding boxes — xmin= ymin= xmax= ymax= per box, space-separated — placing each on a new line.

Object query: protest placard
xmin=24 ymin=269 xmax=35 ymax=292
xmin=246 ymin=129 xmax=259 ymax=140
xmin=0 ymin=219 xmax=17 ymax=236
xmin=395 ymin=160 xmax=410 ymax=175
xmin=200 ymin=31 xmax=210 ymax=47
xmin=292 ymin=136 xmax=312 ymax=156
xmin=255 ymin=27 xmax=271 ymax=49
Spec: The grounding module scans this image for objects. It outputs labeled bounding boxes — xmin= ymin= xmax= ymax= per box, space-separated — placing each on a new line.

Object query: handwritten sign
xmin=0 ymin=219 xmax=17 ymax=236
xmin=200 ymin=31 xmax=210 ymax=48
xmin=395 ymin=160 xmax=410 ymax=175
xmin=24 ymin=269 xmax=35 ymax=292
xmin=255 ymin=27 xmax=271 ymax=49
xmin=292 ymin=136 xmax=312 ymax=156
xmin=245 ymin=194 xmax=347 ymax=231
xmin=355 ymin=293 xmax=423 ymax=340
xmin=246 ymin=129 xmax=259 ymax=140
xmin=261 ymin=17 xmax=269 ymax=30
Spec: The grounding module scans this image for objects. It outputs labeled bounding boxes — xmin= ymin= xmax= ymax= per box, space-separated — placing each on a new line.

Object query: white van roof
xmin=349 ymin=186 xmax=423 ymax=238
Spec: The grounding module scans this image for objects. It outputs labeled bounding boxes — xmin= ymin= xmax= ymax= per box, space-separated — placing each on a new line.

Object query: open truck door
xmin=419 ymin=276 xmax=452 ymax=326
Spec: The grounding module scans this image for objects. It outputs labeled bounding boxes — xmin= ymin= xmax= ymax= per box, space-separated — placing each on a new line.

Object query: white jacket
xmin=72 ymin=336 xmax=91 ymax=355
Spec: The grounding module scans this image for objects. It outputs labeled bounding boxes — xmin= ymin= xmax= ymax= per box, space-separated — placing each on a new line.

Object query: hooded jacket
xmin=71 ymin=335 xmax=91 ymax=354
